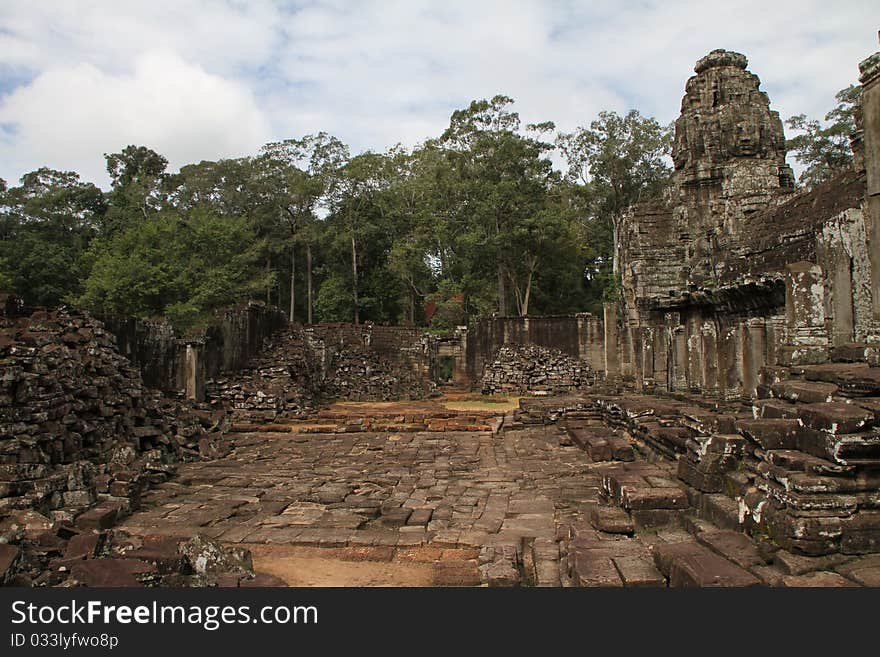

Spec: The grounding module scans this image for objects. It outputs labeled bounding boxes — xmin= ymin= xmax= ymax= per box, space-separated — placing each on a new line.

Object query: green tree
xmin=439 ymin=95 xmax=560 ymax=316
xmin=102 ymin=145 xmax=169 ymax=235
xmin=257 ymin=133 xmax=348 ymax=323
xmin=557 ymin=110 xmax=672 ymax=309
xmin=0 ymin=168 xmax=105 ymax=306
xmin=78 ymin=207 xmax=260 ymax=330
xmin=785 ymin=84 xmax=860 ymax=188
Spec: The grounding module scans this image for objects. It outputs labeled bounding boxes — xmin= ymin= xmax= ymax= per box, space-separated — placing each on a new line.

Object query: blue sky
xmin=0 ymin=0 xmax=878 ymax=188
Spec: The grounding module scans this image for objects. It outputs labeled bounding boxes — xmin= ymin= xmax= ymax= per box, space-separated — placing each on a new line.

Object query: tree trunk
xmin=521 ymin=270 xmax=534 ymax=317
xmin=521 ymin=256 xmax=538 ymax=317
xmin=497 ymin=264 xmax=507 ymax=316
xmin=306 ymin=242 xmax=313 ymax=325
xmin=290 ymin=245 xmax=296 ymax=324
xmin=266 ymin=255 xmax=271 ymax=305
xmin=351 ymin=233 xmax=359 ymax=324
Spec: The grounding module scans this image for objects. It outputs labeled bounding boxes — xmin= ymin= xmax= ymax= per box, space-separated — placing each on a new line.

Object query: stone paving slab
xmin=117 ymin=425 xmax=606 ymax=584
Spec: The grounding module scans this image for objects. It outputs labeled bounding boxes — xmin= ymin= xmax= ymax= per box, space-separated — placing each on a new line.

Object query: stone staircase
xmin=552 ymin=350 xmax=880 ymax=586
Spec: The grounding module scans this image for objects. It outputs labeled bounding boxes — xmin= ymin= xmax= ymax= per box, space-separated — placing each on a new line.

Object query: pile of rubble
xmin=737 ymin=362 xmax=880 ymax=556
xmin=481 ymin=344 xmax=592 ymax=395
xmin=206 ymin=330 xmax=318 ymax=422
xmin=1 ymin=303 xmax=229 ymax=550
xmin=322 ymin=345 xmax=436 ymax=402
xmin=0 ymin=511 xmax=283 ymax=587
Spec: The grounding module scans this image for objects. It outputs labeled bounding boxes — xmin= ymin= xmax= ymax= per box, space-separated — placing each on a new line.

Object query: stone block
xmin=621 ymin=486 xmax=689 ymax=510
xmin=696 ymin=529 xmax=765 ymax=569
xmin=737 ymin=418 xmax=802 ymax=450
xmin=652 ymin=541 xmax=760 ymax=587
xmin=0 ymin=543 xmax=21 ymax=583
xmin=74 ymin=504 xmax=120 ymax=531
xmin=770 ymin=380 xmax=838 ymax=403
xmin=70 ymin=558 xmax=156 ymax=587
xmin=571 ymin=550 xmax=623 ymax=587
xmin=589 ymin=505 xmax=634 ymax=535
xmin=781 ymin=571 xmax=858 ymax=587
xmin=612 ymin=555 xmax=666 ymax=587
xmin=797 ymin=402 xmax=875 ymax=434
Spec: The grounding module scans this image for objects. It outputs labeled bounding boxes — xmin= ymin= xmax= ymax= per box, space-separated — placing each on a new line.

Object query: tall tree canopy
xmin=2 ymin=99 xmax=677 ymax=328
xmin=557 ymin=110 xmax=673 ymax=307
xmin=785 ymin=85 xmax=859 ymax=189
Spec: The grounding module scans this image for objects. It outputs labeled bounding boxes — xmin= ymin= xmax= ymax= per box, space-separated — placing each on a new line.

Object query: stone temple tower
xmin=671 ymin=49 xmax=795 ymax=288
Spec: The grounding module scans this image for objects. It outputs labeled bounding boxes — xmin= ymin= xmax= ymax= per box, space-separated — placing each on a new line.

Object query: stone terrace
xmin=105 ymin=394 xmax=880 ymax=587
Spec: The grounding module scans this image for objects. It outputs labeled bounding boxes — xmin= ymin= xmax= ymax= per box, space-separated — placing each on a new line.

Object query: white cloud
xmin=0 ymin=0 xmax=878 ymax=187
xmin=0 ymin=50 xmax=271 ymax=186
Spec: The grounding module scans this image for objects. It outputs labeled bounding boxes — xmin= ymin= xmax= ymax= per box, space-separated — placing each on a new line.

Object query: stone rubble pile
xmin=322 ymin=345 xmax=437 ymax=402
xmin=480 ymin=344 xmax=592 ymax=395
xmin=0 ymin=303 xmax=229 ymax=555
xmin=0 ymin=514 xmax=284 ymax=587
xmin=206 ymin=330 xmax=319 ymax=422
xmin=736 ymin=362 xmax=880 ymax=556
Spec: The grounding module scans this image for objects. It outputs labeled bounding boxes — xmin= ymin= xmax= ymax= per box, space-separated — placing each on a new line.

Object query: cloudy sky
xmin=1 ymin=0 xmax=878 ymax=188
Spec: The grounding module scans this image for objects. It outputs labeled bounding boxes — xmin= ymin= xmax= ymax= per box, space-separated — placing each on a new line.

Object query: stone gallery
xmin=2 ymin=42 xmax=880 ymax=588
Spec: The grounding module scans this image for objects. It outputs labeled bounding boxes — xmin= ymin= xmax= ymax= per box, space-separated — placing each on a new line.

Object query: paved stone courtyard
xmin=116 ymin=415 xmax=608 ymax=585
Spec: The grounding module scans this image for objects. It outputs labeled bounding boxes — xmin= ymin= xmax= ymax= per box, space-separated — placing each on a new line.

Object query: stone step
xmin=753 ymin=399 xmax=799 ymax=419
xmin=566 ymin=427 xmax=634 ymax=462
xmin=830 ymin=343 xmax=880 ymax=366
xmin=651 ymin=541 xmax=761 ymax=587
xmin=611 ymin=555 xmax=666 ymax=587
xmin=770 ymin=380 xmax=838 ymax=403
xmin=695 ymin=529 xmax=767 ymax=570
xmin=589 ymin=505 xmax=634 ymax=535
xmin=802 ymin=363 xmax=880 ymax=396
xmin=697 ymin=493 xmax=742 ymax=532
xmin=736 ymin=418 xmax=802 ymax=450
xmin=796 ymin=402 xmax=876 ymax=434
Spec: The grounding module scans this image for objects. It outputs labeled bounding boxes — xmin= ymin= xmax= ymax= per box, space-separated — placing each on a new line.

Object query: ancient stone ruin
xmin=3 ymin=43 xmax=880 ymax=588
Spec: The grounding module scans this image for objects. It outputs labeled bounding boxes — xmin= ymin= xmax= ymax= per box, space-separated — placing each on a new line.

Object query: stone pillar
xmin=621 ymin=323 xmax=634 ymax=379
xmin=700 ymin=320 xmax=718 ymax=397
xmin=765 ymin=315 xmax=785 ymax=366
xmin=453 ymin=326 xmax=469 ymax=386
xmin=828 ymin=242 xmax=855 ymax=346
xmin=630 ymin=326 xmax=644 ymax=391
xmin=686 ymin=313 xmax=703 ymax=392
xmin=673 ymin=326 xmax=688 ymax=391
xmin=184 ymin=340 xmax=206 ymax=402
xmin=859 ymin=47 xmax=880 ymax=339
xmin=642 ymin=327 xmax=654 ymax=384
xmin=652 ymin=325 xmax=668 ymax=390
xmin=741 ymin=319 xmax=766 ymax=400
xmin=603 ymin=302 xmax=619 ymax=379
xmin=716 ymin=321 xmax=741 ymax=401
xmin=780 ymin=261 xmax=830 ymax=364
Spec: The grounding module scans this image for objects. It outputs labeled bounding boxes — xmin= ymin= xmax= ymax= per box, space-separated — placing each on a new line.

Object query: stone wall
xmin=101 ymin=302 xmax=287 ymax=400
xmin=304 ymin=322 xmax=436 ymax=381
xmin=611 ymin=47 xmax=879 ymax=400
xmin=466 ymin=314 xmax=604 ymax=383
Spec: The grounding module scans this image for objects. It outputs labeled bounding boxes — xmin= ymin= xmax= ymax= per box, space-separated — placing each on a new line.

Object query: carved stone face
xmin=732 ymin=118 xmax=760 ymax=156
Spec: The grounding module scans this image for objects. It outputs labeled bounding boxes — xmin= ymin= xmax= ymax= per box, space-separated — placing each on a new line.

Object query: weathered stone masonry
xmin=612 ymin=48 xmax=880 ymax=398
xmin=585 ymin=44 xmax=880 ymax=560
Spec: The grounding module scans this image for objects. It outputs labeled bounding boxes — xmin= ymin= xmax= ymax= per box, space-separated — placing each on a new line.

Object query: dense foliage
xmin=1 ymin=98 xmax=674 ymax=329
xmin=785 ymin=85 xmax=859 ymax=189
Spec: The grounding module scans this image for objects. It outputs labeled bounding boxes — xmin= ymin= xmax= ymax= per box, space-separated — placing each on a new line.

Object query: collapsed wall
xmin=100 ymin=301 xmax=287 ymax=399
xmin=467 ymin=315 xmax=604 ymax=384
xmin=480 ymin=344 xmax=593 ymax=395
xmin=0 ymin=296 xmax=227 ymax=527
xmin=206 ymin=322 xmax=438 ymax=421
